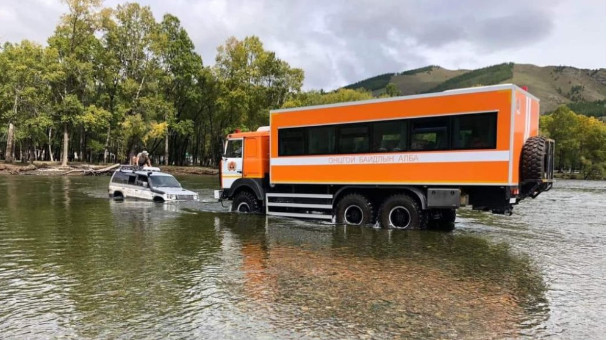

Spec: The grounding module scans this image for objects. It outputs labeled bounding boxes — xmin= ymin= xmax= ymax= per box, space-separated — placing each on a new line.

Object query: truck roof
xmin=227 ymin=130 xmax=270 ymax=139
xmin=271 ymin=84 xmax=538 ymax=114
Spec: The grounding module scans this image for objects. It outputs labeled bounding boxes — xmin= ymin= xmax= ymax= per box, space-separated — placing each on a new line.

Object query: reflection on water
xmin=0 ymin=176 xmax=604 ymax=339
xmin=226 ymin=218 xmax=549 ymax=338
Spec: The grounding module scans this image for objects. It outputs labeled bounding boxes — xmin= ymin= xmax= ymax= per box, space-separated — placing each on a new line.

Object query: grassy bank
xmin=0 ymin=161 xmax=218 ymax=176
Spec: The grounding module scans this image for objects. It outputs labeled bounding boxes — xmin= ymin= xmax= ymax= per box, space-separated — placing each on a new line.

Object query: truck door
xmin=221 ymin=138 xmax=243 ymax=189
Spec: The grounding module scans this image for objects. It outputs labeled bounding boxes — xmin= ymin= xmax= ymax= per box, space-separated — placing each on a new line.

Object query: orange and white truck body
xmin=215 ymin=84 xmax=554 ymax=229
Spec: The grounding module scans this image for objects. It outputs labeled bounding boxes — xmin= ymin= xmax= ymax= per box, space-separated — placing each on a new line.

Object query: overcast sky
xmin=0 ymin=0 xmax=606 ymax=90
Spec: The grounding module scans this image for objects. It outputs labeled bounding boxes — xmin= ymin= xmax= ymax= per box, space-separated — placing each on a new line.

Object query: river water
xmin=0 ymin=176 xmax=604 ymax=339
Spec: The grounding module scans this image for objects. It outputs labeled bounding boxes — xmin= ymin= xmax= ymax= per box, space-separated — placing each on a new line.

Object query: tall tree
xmin=214 ymin=35 xmax=303 ymax=131
xmin=541 ymin=106 xmax=579 ymax=171
xmin=103 ymin=3 xmax=160 ymax=162
xmin=48 ymin=0 xmax=101 ymax=166
xmin=153 ymin=14 xmax=202 ymax=165
xmin=0 ymin=41 xmax=53 ymax=162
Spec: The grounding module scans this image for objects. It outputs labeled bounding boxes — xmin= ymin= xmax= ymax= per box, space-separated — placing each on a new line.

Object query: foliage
xmin=0 ymin=2 xmax=304 ymax=165
xmin=344 ymin=73 xmax=395 ymax=92
xmin=282 ymin=88 xmax=374 ymax=109
xmin=400 ymin=65 xmax=438 ymax=76
xmin=427 ymin=63 xmax=514 ymax=92
xmin=567 ymin=100 xmax=606 ymax=118
xmin=383 ymin=83 xmax=401 ymax=97
xmin=540 ymin=105 xmax=605 ymax=179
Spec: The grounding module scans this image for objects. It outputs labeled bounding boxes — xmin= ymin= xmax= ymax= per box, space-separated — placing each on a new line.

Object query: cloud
xmin=0 ymin=0 xmax=604 ymax=91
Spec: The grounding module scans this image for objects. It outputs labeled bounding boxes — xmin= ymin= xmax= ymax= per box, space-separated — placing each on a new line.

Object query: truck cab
xmin=215 ymin=127 xmax=270 ymax=212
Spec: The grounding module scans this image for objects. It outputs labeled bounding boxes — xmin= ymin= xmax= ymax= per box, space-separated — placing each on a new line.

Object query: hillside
xmin=343 ymin=63 xmax=606 ymax=115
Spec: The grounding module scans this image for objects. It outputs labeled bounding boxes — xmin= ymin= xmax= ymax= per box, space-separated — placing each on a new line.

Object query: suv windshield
xmin=149 ymin=175 xmax=181 ymax=188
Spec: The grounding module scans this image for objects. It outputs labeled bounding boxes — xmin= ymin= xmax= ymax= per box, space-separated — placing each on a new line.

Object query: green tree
xmin=153 ymin=14 xmax=203 ymax=165
xmin=575 ymin=115 xmax=605 ymax=179
xmin=541 ymin=105 xmax=606 ymax=178
xmin=384 ymin=82 xmax=401 ymax=97
xmin=541 ymin=106 xmax=579 ymax=171
xmin=48 ymin=0 xmax=102 ymax=166
xmin=215 ymin=36 xmax=303 ymax=130
xmin=282 ymin=88 xmax=374 ymax=108
xmin=0 ymin=41 xmax=53 ymax=163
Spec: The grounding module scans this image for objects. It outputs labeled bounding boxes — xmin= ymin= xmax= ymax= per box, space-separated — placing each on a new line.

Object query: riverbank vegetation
xmin=0 ymin=0 xmax=306 ymax=167
xmin=540 ymin=106 xmax=606 ymax=179
xmin=0 ymin=0 xmax=605 ymax=180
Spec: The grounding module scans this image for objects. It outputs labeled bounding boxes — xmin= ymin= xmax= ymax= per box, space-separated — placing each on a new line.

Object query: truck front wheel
xmin=336 ymin=193 xmax=374 ymax=226
xmin=232 ymin=191 xmax=261 ymax=213
xmin=379 ymin=194 xmax=426 ymax=229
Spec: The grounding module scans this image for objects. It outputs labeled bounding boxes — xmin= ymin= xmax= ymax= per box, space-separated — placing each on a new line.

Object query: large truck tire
xmin=336 ymin=193 xmax=375 ymax=226
xmin=232 ymin=191 xmax=261 ymax=213
xmin=378 ymin=194 xmax=427 ymax=230
xmin=520 ymin=136 xmax=548 ymax=180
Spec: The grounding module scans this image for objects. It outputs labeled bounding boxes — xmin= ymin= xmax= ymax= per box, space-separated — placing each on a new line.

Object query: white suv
xmin=109 ymin=166 xmax=198 ymax=202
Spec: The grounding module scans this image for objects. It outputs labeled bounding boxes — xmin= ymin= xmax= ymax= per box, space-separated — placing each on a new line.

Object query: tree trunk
xmin=103 ymin=126 xmax=110 ymax=164
xmin=61 ymin=123 xmax=69 ymax=167
xmin=79 ymin=126 xmax=84 ymax=162
xmin=48 ymin=127 xmax=55 ymax=162
xmin=5 ymin=122 xmax=15 ymax=163
xmin=164 ymin=131 xmax=169 ymax=166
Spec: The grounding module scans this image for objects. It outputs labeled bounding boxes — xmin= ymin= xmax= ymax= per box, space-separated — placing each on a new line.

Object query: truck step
xmin=265 ymin=193 xmax=333 ymax=220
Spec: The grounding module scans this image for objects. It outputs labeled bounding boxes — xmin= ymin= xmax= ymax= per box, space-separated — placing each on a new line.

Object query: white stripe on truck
xmin=270 ymin=150 xmax=509 ymax=166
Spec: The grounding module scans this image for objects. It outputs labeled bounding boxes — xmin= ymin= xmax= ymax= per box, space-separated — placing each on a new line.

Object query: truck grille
xmin=176 ymin=195 xmax=195 ymax=201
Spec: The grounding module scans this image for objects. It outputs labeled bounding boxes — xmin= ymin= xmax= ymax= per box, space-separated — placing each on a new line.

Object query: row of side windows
xmin=278 ymin=112 xmax=497 ymax=156
xmin=112 ymin=172 xmax=149 ymax=186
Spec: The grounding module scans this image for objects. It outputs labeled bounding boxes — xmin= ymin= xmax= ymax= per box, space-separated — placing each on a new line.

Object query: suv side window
xmin=112 ymin=171 xmax=129 ymax=184
xmin=136 ymin=175 xmax=149 ymax=187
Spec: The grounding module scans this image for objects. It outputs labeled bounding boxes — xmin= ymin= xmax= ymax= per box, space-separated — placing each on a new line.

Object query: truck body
xmin=215 ymin=84 xmax=554 ymax=229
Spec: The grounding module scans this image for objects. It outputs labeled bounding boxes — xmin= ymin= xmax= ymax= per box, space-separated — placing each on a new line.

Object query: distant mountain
xmin=344 ymin=63 xmax=606 ymax=116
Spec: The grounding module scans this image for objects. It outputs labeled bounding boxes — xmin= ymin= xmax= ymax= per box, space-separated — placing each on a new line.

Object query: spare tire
xmin=520 ymin=136 xmax=547 ymax=180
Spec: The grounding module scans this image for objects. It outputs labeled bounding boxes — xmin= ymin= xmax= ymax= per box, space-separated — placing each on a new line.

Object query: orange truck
xmin=214 ymin=84 xmax=554 ymax=229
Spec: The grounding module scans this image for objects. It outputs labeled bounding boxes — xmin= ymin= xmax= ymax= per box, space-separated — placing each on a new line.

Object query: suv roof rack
xmin=118 ymin=165 xmax=161 ymax=172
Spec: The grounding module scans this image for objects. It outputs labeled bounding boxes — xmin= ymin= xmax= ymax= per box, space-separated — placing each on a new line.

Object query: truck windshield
xmin=149 ymin=176 xmax=181 ymax=188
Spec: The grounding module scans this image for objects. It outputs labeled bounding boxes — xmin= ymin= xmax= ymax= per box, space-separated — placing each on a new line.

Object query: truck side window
xmin=373 ymin=120 xmax=407 ymax=152
xmin=452 ymin=112 xmax=497 ymax=149
xmin=279 ymin=129 xmax=305 ymax=156
xmin=411 ymin=117 xmax=449 ymax=151
xmin=225 ymin=139 xmax=243 ymax=158
xmin=308 ymin=126 xmax=335 ymax=155
xmin=338 ymin=125 xmax=370 ymax=154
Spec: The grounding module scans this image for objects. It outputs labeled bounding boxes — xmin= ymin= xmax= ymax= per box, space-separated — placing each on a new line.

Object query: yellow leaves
xmin=146 ymin=121 xmax=168 ymax=141
xmin=281 ymin=88 xmax=374 ymax=109
xmin=80 ymin=105 xmax=111 ymax=131
xmin=121 ymin=116 xmax=170 ymax=144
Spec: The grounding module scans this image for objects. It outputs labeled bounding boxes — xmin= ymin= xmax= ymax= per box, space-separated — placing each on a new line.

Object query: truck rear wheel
xmin=379 ymin=194 xmax=426 ymax=230
xmin=232 ymin=191 xmax=261 ymax=213
xmin=336 ymin=193 xmax=374 ymax=226
xmin=521 ymin=136 xmax=547 ymax=180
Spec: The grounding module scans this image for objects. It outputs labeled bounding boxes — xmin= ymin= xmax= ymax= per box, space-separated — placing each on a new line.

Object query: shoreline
xmin=0 ymin=162 xmax=218 ymax=176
